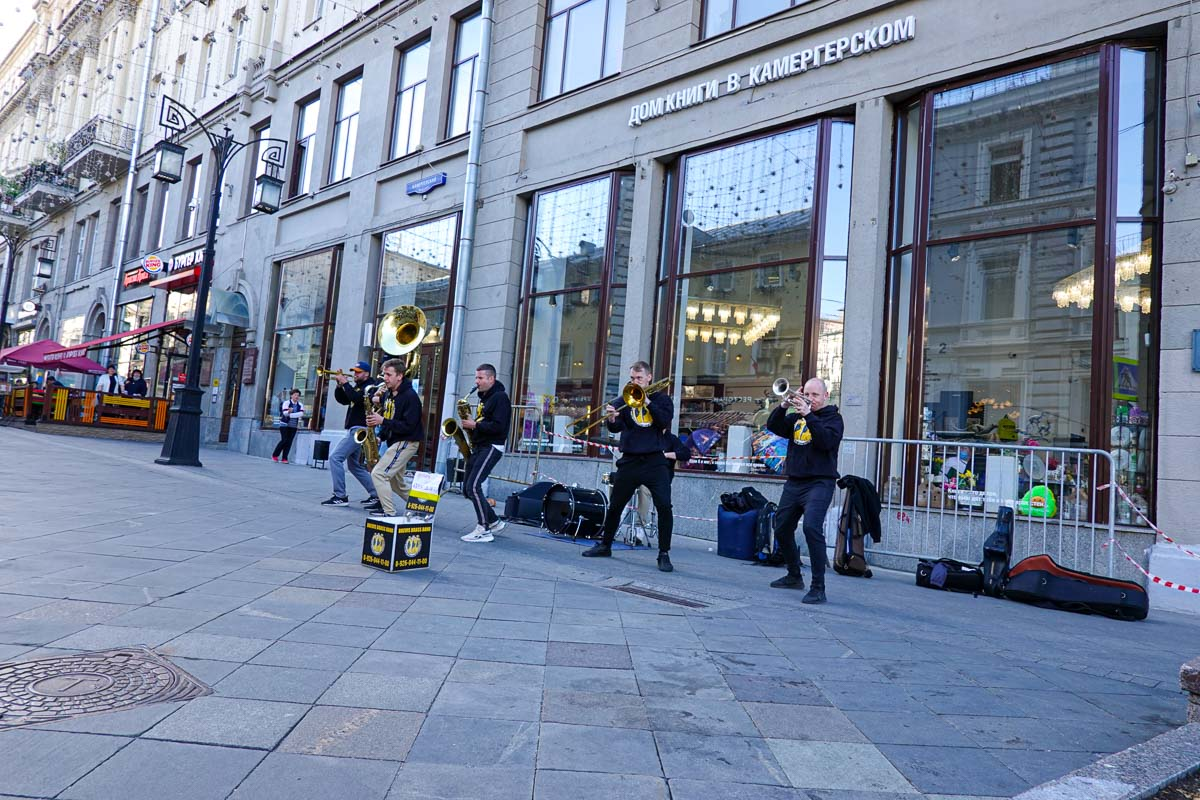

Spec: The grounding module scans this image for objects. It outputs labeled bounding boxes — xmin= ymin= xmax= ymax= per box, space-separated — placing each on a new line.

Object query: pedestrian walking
xmin=273 ymin=389 xmax=304 ymax=463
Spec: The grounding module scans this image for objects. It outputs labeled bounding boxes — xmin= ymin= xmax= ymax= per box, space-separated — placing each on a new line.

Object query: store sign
xmin=123 ymin=268 xmax=152 ymax=288
xmin=627 ymin=15 xmax=917 ymax=127
xmin=142 ymin=255 xmax=164 ymax=275
xmin=167 ymin=248 xmax=205 ymax=274
xmin=406 ymin=173 xmax=447 ymax=196
xmin=241 ymin=347 xmax=258 ymax=385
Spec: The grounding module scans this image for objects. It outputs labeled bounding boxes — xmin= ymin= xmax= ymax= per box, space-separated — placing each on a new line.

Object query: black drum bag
xmin=916 ymin=558 xmax=983 ymax=594
xmin=1003 ymin=555 xmax=1148 ymax=621
xmin=503 ymin=481 xmax=556 ymax=526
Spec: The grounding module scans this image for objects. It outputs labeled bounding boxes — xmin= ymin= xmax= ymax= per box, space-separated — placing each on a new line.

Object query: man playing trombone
xmin=582 ymin=361 xmax=677 ymax=572
xmin=765 ymin=377 xmax=843 ymax=603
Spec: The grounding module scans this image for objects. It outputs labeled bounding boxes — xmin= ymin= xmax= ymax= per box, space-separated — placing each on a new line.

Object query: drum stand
xmin=617 ymin=506 xmax=657 ymax=548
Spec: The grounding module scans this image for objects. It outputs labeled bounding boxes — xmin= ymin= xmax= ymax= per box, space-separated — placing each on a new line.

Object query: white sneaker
xmin=461 ymin=525 xmax=494 ymax=543
xmin=486 ymin=520 xmax=506 ymax=534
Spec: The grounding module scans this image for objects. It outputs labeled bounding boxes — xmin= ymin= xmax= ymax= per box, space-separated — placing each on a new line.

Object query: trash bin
xmin=311 ymin=439 xmax=330 ymax=469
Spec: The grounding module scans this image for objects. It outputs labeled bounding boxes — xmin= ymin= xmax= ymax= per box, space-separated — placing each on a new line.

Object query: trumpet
xmin=315 ymin=367 xmax=351 ymax=379
xmin=575 ymin=376 xmax=671 ymax=434
xmin=772 ymin=378 xmax=810 ymax=410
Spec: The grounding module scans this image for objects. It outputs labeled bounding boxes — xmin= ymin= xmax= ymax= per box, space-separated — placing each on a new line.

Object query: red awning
xmin=43 ymin=318 xmax=188 ymax=361
xmin=148 ymin=266 xmax=201 ymax=292
xmin=0 ymin=339 xmax=107 ymax=374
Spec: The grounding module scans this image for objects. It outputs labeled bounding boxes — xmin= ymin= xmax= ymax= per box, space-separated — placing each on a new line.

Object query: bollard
xmin=1182 ymin=656 xmax=1200 ymax=724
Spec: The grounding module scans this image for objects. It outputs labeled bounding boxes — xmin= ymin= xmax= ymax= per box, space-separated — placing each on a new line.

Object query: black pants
xmin=602 ymin=453 xmax=673 ymax=553
xmin=775 ymin=477 xmax=835 ymax=586
xmin=464 ymin=445 xmax=504 ymax=526
xmin=273 ymin=426 xmax=297 ymax=460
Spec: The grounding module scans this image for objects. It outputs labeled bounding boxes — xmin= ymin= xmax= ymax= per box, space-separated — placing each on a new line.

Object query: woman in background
xmin=273 ymin=389 xmax=304 ymax=463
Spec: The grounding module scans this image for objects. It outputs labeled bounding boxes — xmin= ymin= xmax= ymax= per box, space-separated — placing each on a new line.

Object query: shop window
xmin=290 ymin=95 xmax=320 ymax=197
xmin=518 ymin=173 xmax=634 ymax=455
xmin=391 ymin=39 xmax=429 ymax=159
xmin=115 ymin=298 xmax=153 ymax=378
xmin=264 ymin=248 xmax=340 ymax=431
xmin=703 ymin=0 xmax=799 ymax=39
xmin=541 ymin=0 xmax=625 ymax=100
xmin=446 ymin=13 xmax=481 ymax=139
xmin=328 ymin=74 xmax=361 ymax=183
xmin=655 ymin=120 xmax=853 ymax=474
xmin=885 ymin=45 xmax=1162 ymax=524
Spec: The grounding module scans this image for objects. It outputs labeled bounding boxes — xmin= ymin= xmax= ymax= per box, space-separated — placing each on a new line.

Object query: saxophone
xmin=353 ymin=383 xmax=382 ymax=470
xmin=440 ymin=386 xmax=477 ymax=457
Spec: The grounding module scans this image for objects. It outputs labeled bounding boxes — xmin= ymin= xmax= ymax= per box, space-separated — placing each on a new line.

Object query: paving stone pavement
xmin=1 ymin=426 xmax=1198 ymax=799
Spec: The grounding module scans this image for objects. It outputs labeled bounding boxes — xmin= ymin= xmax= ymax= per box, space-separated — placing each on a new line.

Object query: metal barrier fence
xmin=834 ymin=437 xmax=1118 ymax=576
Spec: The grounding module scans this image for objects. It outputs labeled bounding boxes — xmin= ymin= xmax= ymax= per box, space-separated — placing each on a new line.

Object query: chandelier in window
xmin=1051 ymin=240 xmax=1152 ymax=314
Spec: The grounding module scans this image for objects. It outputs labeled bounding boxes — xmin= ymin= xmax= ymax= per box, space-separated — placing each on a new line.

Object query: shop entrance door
xmin=219 ymin=332 xmax=246 ymax=443
xmin=413 ymin=341 xmax=443 ymax=472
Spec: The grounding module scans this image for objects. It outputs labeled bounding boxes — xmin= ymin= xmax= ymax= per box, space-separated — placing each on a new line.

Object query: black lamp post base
xmin=155 ymin=386 xmax=205 ymax=467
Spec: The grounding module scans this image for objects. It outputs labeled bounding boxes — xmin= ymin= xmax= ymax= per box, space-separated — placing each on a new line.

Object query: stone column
xmin=621 ymin=157 xmax=666 ymax=372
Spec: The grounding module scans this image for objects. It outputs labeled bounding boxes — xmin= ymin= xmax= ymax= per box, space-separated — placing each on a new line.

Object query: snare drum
xmin=543 ymin=484 xmax=609 ymax=539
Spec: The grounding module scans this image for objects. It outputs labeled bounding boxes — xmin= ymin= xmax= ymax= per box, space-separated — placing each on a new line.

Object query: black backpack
xmin=981 ymin=507 xmax=1014 ymax=597
xmin=754 ymin=502 xmax=785 ymax=565
xmin=720 ymin=486 xmax=772 ymax=514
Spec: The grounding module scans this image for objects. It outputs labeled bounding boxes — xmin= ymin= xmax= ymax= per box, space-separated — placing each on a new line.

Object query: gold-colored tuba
xmin=353 ymin=304 xmax=430 ymax=469
xmin=440 ymin=386 xmax=477 ymax=457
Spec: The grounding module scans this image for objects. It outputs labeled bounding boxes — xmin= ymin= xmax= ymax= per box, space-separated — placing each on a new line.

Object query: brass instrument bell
xmin=376 ymin=304 xmax=428 ymax=378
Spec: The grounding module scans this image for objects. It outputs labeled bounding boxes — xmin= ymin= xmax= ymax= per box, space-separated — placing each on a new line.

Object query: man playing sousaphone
xmin=582 ymin=361 xmax=677 ymax=572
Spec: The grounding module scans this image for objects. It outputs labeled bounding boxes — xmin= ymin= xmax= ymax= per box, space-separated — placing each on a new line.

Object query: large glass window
xmin=655 ymin=121 xmax=852 ymax=474
xmin=446 ymin=13 xmax=481 ymax=139
xmin=704 ymin=0 xmax=799 ymax=39
xmin=391 ymin=40 xmax=429 ymax=159
xmin=518 ymin=173 xmax=634 ymax=455
xmin=886 ymin=45 xmax=1162 ymax=523
xmin=541 ymin=0 xmax=625 ymax=99
xmin=329 ymin=75 xmax=361 ymax=183
xmin=377 ymin=215 xmax=459 ymax=470
xmin=115 ymin=298 xmax=153 ymax=378
xmin=265 ymin=248 xmax=340 ymax=430
xmin=290 ymin=96 xmax=320 ymax=197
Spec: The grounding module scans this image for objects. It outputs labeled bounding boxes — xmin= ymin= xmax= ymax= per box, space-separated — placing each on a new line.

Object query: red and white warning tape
xmin=1106 ymin=536 xmax=1200 ymax=595
xmin=1098 ymin=483 xmax=1200 ymax=561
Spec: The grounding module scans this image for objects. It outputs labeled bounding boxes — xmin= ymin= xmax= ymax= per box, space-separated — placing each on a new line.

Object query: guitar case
xmin=503 ymin=481 xmax=556 ymax=527
xmin=1003 ymin=554 xmax=1148 ymax=621
xmin=980 ymin=507 xmax=1014 ymax=597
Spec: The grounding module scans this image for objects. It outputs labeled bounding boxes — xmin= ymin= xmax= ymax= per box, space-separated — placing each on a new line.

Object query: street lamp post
xmin=152 ymin=95 xmax=287 ymax=467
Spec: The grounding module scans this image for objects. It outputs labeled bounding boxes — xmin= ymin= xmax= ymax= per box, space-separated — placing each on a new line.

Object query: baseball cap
xmin=351 ymin=361 xmax=371 ymax=373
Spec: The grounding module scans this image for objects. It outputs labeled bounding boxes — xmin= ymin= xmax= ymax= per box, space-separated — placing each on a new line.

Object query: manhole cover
xmin=0 ymin=647 xmax=210 ymax=728
xmin=612 ymin=584 xmax=709 ymax=608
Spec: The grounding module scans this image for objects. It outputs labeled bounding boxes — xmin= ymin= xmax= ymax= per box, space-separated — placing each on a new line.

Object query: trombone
xmin=575 ymin=376 xmax=671 ymax=434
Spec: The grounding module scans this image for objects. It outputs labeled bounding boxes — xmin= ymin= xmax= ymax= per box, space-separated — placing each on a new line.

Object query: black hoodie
xmin=472 ymin=380 xmax=511 ymax=449
xmin=607 ymin=390 xmax=673 ymax=456
xmin=766 ymin=403 xmax=844 ymax=480
xmin=378 ymin=378 xmax=424 ymax=445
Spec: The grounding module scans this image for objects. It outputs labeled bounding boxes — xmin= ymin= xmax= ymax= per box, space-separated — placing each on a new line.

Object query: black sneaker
xmin=770 ymin=573 xmax=805 ymax=590
xmin=581 ymin=543 xmax=612 ymax=558
xmin=657 ymin=553 xmax=674 ymax=573
xmin=362 ymin=500 xmax=384 ymax=513
xmin=321 ymin=495 xmax=349 ymax=506
xmin=360 ymin=498 xmax=379 ymax=505
xmin=801 ymin=587 xmax=827 ymax=604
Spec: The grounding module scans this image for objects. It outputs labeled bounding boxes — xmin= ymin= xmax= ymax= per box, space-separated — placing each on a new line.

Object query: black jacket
xmin=124 ymin=377 xmax=148 ymax=397
xmin=471 ymin=380 xmax=511 ymax=449
xmin=666 ymin=432 xmax=691 ymax=476
xmin=837 ymin=474 xmax=882 ymax=542
xmin=334 ymin=377 xmax=378 ymax=429
xmin=378 ymin=379 xmax=423 ymax=445
xmin=766 ymin=403 xmax=844 ymax=480
xmin=607 ymin=390 xmax=673 ymax=456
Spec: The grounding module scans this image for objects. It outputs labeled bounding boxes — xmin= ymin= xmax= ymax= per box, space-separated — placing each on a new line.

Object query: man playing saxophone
xmin=582 ymin=361 xmax=677 ymax=572
xmin=459 ymin=364 xmax=511 ymax=543
xmin=321 ymin=361 xmax=381 ymax=507
xmin=365 ymin=358 xmax=424 ymax=517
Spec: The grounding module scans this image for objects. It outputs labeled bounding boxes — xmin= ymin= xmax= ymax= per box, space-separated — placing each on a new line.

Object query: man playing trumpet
xmin=321 ymin=361 xmax=380 ymax=507
xmin=765 ymin=377 xmax=843 ymax=603
xmin=582 ymin=361 xmax=677 ymax=572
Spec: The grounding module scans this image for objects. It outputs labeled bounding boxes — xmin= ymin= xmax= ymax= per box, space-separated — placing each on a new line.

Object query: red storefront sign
xmin=123 ymin=268 xmax=152 ymax=288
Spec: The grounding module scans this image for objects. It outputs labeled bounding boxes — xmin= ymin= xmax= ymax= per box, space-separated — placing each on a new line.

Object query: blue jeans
xmin=330 ymin=428 xmax=376 ymax=500
xmin=774 ymin=477 xmax=835 ymax=586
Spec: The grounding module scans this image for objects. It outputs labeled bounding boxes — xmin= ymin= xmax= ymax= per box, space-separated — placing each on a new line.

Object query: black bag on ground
xmin=833 ymin=476 xmax=877 ymax=578
xmin=503 ymin=481 xmax=556 ymax=526
xmin=1003 ymin=555 xmax=1148 ymax=621
xmin=981 ymin=507 xmax=1014 ymax=597
xmin=916 ymin=558 xmax=983 ymax=594
xmin=754 ymin=502 xmax=785 ymax=566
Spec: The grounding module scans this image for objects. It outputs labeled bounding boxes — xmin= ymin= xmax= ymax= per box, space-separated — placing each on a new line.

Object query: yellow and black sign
xmin=405 ymin=471 xmax=444 ymax=517
xmin=361 ymin=518 xmax=432 ymax=573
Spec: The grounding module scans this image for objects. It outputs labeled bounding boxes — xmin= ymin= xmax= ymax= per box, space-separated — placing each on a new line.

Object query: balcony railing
xmin=63 ymin=116 xmax=136 ymax=184
xmin=14 ymin=162 xmax=77 ymax=214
